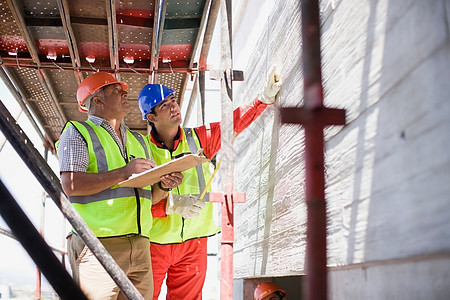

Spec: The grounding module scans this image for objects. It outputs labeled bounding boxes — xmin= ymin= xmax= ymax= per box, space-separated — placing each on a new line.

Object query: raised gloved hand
xmin=166 ymin=194 xmax=205 ymax=219
xmin=259 ymin=65 xmax=282 ymax=104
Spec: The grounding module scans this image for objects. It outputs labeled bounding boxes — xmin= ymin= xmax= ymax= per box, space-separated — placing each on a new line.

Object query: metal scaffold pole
xmin=217 ymin=0 xmax=235 ymax=298
xmin=208 ymin=1 xmax=246 ymax=298
xmin=280 ymin=0 xmax=346 ymax=299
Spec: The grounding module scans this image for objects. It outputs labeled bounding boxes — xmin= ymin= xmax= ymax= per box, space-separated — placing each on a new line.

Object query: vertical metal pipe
xmin=35 ymin=267 xmax=41 ymax=300
xmin=304 ymin=123 xmax=327 ymax=300
xmin=301 ymin=0 xmax=323 ymax=108
xmin=199 ymin=70 xmax=206 ymax=124
xmin=280 ymin=2 xmax=345 ymax=299
xmin=198 ymin=0 xmax=221 ymax=71
xmin=151 ymin=0 xmax=167 ymax=72
xmin=301 ymin=0 xmax=327 ymax=299
xmin=220 ymin=196 xmax=234 ymax=300
xmin=219 ymin=0 xmax=234 ymax=299
xmin=182 ymin=74 xmax=199 ymax=127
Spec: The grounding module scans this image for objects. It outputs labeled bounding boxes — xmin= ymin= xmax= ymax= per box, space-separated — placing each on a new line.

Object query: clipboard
xmin=118 ymin=154 xmax=210 ymax=188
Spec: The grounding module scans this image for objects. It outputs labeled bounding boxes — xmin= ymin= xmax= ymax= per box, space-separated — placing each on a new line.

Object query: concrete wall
xmin=215 ymin=0 xmax=450 ymax=299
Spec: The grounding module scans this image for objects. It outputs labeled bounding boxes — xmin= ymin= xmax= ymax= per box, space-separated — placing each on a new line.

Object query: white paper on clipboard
xmin=118 ymin=154 xmax=210 ymax=188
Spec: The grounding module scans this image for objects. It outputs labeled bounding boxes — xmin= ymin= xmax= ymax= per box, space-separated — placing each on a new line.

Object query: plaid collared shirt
xmin=58 ymin=115 xmax=128 ymax=172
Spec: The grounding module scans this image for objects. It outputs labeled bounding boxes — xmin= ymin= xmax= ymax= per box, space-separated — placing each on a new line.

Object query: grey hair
xmin=86 ymin=88 xmax=105 ymax=112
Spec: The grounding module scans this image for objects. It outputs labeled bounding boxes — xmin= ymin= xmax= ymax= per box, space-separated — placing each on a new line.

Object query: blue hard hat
xmin=138 ymin=84 xmax=176 ymax=120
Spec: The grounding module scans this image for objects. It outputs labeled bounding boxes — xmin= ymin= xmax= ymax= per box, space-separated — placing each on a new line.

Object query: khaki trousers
xmin=67 ymin=233 xmax=153 ymax=300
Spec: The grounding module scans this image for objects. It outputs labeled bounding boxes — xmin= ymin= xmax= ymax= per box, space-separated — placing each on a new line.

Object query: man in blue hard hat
xmin=139 ymin=67 xmax=282 ymax=299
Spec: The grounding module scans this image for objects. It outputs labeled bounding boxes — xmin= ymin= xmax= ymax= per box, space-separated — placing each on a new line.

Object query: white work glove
xmin=259 ymin=66 xmax=282 ymax=104
xmin=166 ymin=194 xmax=205 ymax=219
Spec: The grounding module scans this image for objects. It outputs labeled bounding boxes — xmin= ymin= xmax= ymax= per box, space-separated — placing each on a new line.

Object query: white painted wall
xmin=215 ymin=0 xmax=450 ymax=299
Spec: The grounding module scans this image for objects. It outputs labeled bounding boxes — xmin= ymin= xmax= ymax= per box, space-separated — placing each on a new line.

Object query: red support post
xmin=221 ymin=194 xmax=234 ymax=299
xmin=209 ymin=192 xmax=246 ymax=299
xmin=280 ymin=0 xmax=346 ymax=299
xmin=303 ymin=122 xmax=328 ymax=300
xmin=35 ymin=267 xmax=41 ymax=300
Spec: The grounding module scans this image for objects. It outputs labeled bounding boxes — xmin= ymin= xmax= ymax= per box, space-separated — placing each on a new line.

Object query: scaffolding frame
xmin=0 ymin=1 xmax=348 ymax=299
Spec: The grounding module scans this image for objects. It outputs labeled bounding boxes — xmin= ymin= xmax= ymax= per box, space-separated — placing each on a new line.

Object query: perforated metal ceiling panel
xmin=0 ymin=0 xmax=214 ymax=142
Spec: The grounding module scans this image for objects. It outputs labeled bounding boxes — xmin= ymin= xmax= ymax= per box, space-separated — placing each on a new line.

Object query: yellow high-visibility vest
xmin=149 ymin=128 xmax=220 ymax=243
xmin=60 ymin=120 xmax=153 ymax=238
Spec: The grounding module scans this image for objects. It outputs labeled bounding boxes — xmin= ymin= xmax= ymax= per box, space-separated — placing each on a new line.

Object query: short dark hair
xmin=146 ymin=108 xmax=156 ymax=129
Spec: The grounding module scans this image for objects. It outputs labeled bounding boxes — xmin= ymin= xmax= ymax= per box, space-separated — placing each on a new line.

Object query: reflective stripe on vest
xmin=130 ymin=130 xmax=152 ymax=160
xmin=77 ymin=121 xmax=151 ymax=171
xmin=70 ymin=186 xmax=152 ymax=204
xmin=185 ymin=128 xmax=208 ymax=202
xmin=69 ymin=121 xmax=151 ymax=204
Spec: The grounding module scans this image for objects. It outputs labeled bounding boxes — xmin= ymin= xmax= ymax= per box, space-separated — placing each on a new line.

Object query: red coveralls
xmin=150 ymin=98 xmax=270 ymax=299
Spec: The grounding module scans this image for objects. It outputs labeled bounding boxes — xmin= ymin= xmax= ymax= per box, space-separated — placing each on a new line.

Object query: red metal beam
xmin=0 ymin=60 xmax=195 ymax=74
